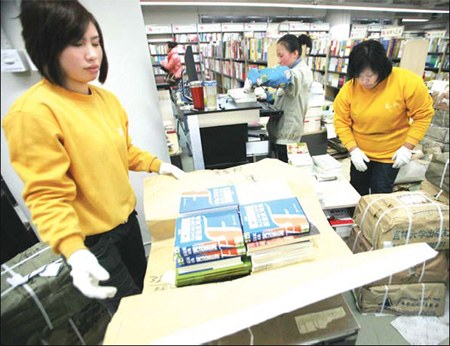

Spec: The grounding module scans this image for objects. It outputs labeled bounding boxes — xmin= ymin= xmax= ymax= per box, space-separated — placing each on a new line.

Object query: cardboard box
xmin=353 ymin=191 xmax=449 ymax=250
xmin=347 ymin=227 xmax=449 ymax=286
xmin=102 ymin=160 xmax=440 ymax=345
xmin=206 ymin=294 xmax=360 ymax=345
xmin=355 ymin=283 xmax=447 ymax=316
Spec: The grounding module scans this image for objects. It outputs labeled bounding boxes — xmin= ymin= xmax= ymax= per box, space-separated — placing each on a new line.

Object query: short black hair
xmin=167 ymin=41 xmax=178 ymax=50
xmin=347 ymin=40 xmax=392 ymax=85
xmin=20 ymin=0 xmax=108 ymax=87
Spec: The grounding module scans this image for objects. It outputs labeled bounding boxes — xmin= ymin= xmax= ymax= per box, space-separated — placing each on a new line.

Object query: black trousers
xmin=84 ymin=210 xmax=147 ymax=314
xmin=350 ymin=161 xmax=400 ymax=196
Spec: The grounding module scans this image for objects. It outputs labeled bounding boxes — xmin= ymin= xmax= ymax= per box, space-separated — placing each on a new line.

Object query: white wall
xmin=1 ymin=0 xmax=169 ymax=253
xmin=326 ymin=11 xmax=352 ymax=41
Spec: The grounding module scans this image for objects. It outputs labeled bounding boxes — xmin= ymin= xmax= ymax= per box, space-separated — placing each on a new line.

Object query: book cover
xmin=246 ymin=222 xmax=320 ymax=254
xmin=174 ymin=209 xmax=245 ymax=257
xmin=240 ymin=197 xmax=310 ymax=243
xmin=176 ymin=246 xmax=246 ymax=266
xmin=179 ymin=185 xmax=238 ymax=215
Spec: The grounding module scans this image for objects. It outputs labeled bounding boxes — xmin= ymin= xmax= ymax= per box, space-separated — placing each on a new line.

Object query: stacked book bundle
xmin=324 ymin=208 xmax=356 ymax=238
xmin=312 ymin=154 xmax=343 ymax=181
xmin=175 ymin=185 xmax=251 ymax=287
xmin=286 ymin=142 xmax=314 ymax=175
xmin=237 ymin=181 xmax=319 ymax=273
xmin=174 ymin=181 xmax=321 ymax=285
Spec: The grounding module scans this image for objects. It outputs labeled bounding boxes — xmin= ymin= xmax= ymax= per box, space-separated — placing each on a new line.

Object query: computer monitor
xmin=184 ymin=45 xmax=198 ymax=83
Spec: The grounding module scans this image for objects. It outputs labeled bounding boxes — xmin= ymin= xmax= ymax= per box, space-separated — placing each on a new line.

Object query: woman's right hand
xmin=350 ymin=147 xmax=370 ymax=172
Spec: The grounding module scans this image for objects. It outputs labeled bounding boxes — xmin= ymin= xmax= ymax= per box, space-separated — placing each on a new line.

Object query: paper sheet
xmin=104 ymin=243 xmax=437 ymax=345
xmin=390 ymin=290 xmax=449 ymax=345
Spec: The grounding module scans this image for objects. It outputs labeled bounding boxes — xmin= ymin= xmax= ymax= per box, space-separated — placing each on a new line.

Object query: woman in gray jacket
xmin=244 ymin=34 xmax=313 ymax=162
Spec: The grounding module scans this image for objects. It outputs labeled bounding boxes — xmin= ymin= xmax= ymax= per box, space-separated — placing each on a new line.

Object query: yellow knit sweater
xmin=334 ymin=67 xmax=434 ymax=162
xmin=3 ymin=79 xmax=162 ymax=258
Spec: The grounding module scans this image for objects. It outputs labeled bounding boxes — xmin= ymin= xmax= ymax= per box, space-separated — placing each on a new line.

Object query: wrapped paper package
xmin=425 ymin=152 xmax=449 ymax=193
xmin=353 ymin=191 xmax=449 ymax=250
xmin=347 ymin=227 xmax=449 ymax=286
xmin=355 ymin=282 xmax=447 ymax=316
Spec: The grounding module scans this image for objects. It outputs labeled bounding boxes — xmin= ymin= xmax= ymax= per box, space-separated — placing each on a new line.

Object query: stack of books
xmin=324 ymin=208 xmax=356 ymax=238
xmin=175 ymin=186 xmax=251 ymax=287
xmin=287 ymin=142 xmax=314 ymax=175
xmin=312 ymin=154 xmax=343 ymax=181
xmin=236 ymin=181 xmax=320 ymax=273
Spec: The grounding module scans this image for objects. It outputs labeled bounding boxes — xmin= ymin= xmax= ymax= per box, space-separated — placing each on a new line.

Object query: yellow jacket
xmin=2 ymin=79 xmax=162 ymax=258
xmin=334 ymin=67 xmax=434 ymax=162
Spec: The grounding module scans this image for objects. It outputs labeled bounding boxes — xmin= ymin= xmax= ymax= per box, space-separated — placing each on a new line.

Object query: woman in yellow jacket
xmin=2 ymin=1 xmax=184 ymax=314
xmin=334 ymin=40 xmax=434 ymax=196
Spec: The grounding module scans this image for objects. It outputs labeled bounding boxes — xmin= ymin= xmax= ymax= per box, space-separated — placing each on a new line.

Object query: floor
xmin=171 ymin=115 xmax=449 ymax=345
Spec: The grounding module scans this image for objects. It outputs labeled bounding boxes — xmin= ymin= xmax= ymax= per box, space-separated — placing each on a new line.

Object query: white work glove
xmin=350 ymin=147 xmax=370 ymax=172
xmin=67 ymin=249 xmax=117 ymax=299
xmin=392 ymin=146 xmax=412 ymax=169
xmin=254 ymin=87 xmax=267 ymax=100
xmin=243 ymin=79 xmax=253 ymax=93
xmin=158 ymin=162 xmax=185 ymax=179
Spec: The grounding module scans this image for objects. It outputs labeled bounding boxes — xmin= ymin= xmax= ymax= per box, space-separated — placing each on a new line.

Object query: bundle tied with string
xmin=353 ymin=191 xmax=449 ymax=251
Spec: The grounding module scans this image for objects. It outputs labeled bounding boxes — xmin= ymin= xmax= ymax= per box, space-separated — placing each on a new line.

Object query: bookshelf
xmin=423 ymin=37 xmax=449 ymax=81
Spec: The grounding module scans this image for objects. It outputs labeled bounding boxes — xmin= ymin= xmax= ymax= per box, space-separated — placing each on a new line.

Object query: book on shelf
xmin=179 ymin=185 xmax=239 ymax=216
xmin=239 ymin=197 xmax=310 ymax=243
xmin=175 ymin=256 xmax=252 ymax=287
xmin=174 ymin=209 xmax=245 ymax=257
xmin=246 ymin=222 xmax=320 ymax=254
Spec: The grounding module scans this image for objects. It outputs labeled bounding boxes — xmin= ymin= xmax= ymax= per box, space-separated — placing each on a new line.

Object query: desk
xmin=179 ymin=95 xmax=260 ymax=170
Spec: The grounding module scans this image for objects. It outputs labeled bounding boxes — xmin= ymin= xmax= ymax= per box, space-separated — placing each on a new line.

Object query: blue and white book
xmin=174 ymin=209 xmax=245 ymax=258
xmin=240 ymin=197 xmax=310 ymax=243
xmin=179 ymin=185 xmax=239 ymax=215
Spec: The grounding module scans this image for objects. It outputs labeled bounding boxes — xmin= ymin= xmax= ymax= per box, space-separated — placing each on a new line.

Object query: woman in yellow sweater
xmin=334 ymin=40 xmax=434 ymax=196
xmin=2 ymin=1 xmax=184 ymax=314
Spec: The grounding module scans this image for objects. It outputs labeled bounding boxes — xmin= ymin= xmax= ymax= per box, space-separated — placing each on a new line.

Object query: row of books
xmin=309 ymin=38 xmax=328 ymax=55
xmin=222 ymin=76 xmax=245 ymax=90
xmin=426 ymin=54 xmax=443 ymax=69
xmin=379 ymin=38 xmax=405 ymax=59
xmin=327 ymin=73 xmax=347 ymax=88
xmin=428 ymin=37 xmax=447 ymax=53
xmin=306 ymin=56 xmax=327 ymax=71
xmin=328 ymin=57 xmax=349 ymax=74
xmin=174 ymin=181 xmax=320 ymax=287
xmin=244 ymin=38 xmax=271 ymax=62
xmin=222 ymin=60 xmax=246 ymax=81
xmin=328 ymin=39 xmax=362 ymax=57
xmin=174 ymin=33 xmax=198 ymax=43
xmin=199 ymin=32 xmax=221 ymax=42
xmin=223 ymin=40 xmax=245 ymax=60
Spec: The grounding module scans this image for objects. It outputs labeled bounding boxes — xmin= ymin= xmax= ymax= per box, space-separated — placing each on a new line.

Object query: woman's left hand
xmin=392 ymin=146 xmax=412 ymax=168
xmin=158 ymin=162 xmax=185 ymax=179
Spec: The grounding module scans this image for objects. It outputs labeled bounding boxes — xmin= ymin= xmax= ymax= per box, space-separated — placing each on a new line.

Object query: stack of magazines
xmin=236 ymin=181 xmax=320 ymax=273
xmin=174 ymin=186 xmax=250 ymax=287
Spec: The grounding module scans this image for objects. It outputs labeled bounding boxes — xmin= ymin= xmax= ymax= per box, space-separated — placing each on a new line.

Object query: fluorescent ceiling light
xmin=140 ymin=1 xmax=449 ymax=14
xmin=401 ymin=18 xmax=430 ymax=22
